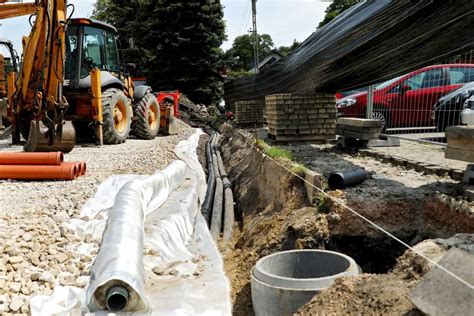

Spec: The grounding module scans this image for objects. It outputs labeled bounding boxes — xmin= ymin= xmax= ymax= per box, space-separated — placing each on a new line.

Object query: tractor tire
xmin=132 ymin=92 xmax=160 ymax=140
xmin=101 ymin=88 xmax=132 ymax=144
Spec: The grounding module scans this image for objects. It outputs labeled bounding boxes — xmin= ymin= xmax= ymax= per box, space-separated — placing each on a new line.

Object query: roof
xmin=69 ymin=18 xmax=117 ymax=33
xmin=249 ymin=49 xmax=284 ymax=72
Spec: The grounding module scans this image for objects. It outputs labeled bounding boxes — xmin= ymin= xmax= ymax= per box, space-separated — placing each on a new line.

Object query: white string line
xmin=233 ymin=131 xmax=474 ymax=290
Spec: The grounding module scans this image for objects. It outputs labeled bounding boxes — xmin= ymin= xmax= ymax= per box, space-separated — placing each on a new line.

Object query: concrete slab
xmin=336 ymin=124 xmax=382 ymax=134
xmin=336 ymin=129 xmax=380 ymax=140
xmin=304 ymin=169 xmax=325 ymax=204
xmin=410 ymin=248 xmax=474 ymax=316
xmin=445 ymin=147 xmax=474 ymax=163
xmin=446 ymin=125 xmax=474 ymax=139
xmin=336 ymin=117 xmax=382 ymax=128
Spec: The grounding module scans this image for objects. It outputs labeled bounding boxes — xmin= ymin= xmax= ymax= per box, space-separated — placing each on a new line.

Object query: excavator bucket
xmin=159 ymin=105 xmax=179 ymax=135
xmin=24 ymin=120 xmax=76 ymax=153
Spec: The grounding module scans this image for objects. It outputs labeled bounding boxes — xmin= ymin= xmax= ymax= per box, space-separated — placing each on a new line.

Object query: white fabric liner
xmin=30 ymin=129 xmax=231 ymax=315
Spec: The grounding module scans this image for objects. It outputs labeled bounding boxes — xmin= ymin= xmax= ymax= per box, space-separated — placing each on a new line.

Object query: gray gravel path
xmin=0 ymin=120 xmax=194 ymax=313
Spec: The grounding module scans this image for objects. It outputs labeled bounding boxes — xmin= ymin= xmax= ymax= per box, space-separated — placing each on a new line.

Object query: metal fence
xmin=337 ymin=49 xmax=474 ymax=145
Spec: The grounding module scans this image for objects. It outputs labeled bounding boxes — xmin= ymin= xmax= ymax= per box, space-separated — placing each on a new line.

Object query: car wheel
xmin=370 ymin=111 xmax=390 ymax=132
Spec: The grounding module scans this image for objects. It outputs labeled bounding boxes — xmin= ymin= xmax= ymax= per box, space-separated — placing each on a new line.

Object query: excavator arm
xmin=0 ymin=2 xmax=37 ymax=19
xmin=0 ymin=0 xmax=74 ymax=152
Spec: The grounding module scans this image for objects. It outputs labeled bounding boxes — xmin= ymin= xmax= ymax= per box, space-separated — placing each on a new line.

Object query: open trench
xmin=207 ymin=125 xmax=474 ymax=315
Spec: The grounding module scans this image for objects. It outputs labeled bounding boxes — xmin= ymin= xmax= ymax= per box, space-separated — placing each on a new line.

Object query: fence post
xmin=366 ymin=84 xmax=375 ymax=119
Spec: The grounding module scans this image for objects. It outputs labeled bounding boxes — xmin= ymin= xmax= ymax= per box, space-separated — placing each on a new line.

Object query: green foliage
xmin=290 ymin=163 xmax=306 ymax=176
xmin=93 ymin=0 xmax=226 ymax=105
xmin=277 ymin=39 xmax=300 ymax=56
xmin=225 ymin=33 xmax=274 ymax=71
xmin=255 ymin=138 xmax=268 ymax=149
xmin=316 ymin=194 xmax=331 ymax=214
xmin=318 ymin=0 xmax=361 ymax=28
xmin=227 ymin=70 xmax=254 ymax=79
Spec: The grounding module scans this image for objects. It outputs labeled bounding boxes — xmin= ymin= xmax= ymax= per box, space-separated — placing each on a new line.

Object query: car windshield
xmin=375 ymin=75 xmax=405 ymax=90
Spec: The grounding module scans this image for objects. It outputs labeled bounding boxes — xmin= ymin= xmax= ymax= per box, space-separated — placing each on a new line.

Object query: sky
xmin=221 ymin=0 xmax=330 ymax=50
xmin=0 ymin=0 xmax=330 ymax=54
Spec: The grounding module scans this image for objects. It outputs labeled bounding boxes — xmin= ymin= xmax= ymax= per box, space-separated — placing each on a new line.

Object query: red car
xmin=337 ymin=64 xmax=474 ymax=129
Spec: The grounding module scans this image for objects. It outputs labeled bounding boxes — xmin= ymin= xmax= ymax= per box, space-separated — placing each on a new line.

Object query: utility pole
xmin=252 ymin=0 xmax=259 ymax=73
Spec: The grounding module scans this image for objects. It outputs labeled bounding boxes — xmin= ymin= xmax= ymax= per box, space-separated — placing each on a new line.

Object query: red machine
xmin=156 ymin=90 xmax=181 ymax=118
xmin=156 ymin=90 xmax=180 ymax=135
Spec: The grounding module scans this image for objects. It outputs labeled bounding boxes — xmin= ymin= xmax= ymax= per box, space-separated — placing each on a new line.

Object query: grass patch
xmin=290 ymin=163 xmax=306 ymax=176
xmin=264 ymin=146 xmax=294 ymax=160
xmin=316 ymin=193 xmax=331 ymax=214
xmin=255 ymin=139 xmax=268 ymax=150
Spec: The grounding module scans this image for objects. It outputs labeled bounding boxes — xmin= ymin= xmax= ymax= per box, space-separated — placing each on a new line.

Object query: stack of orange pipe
xmin=0 ymin=152 xmax=87 ymax=180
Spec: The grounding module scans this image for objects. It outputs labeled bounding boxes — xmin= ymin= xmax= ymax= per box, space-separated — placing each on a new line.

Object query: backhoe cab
xmin=61 ymin=18 xmax=160 ymax=145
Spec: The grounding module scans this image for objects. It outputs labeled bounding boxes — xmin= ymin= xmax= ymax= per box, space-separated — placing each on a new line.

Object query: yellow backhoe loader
xmin=0 ymin=0 xmax=161 ymax=152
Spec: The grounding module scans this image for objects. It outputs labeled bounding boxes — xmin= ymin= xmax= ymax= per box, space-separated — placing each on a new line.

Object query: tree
xmin=94 ymin=0 xmax=226 ymax=105
xmin=277 ymin=39 xmax=300 ymax=56
xmin=318 ymin=0 xmax=361 ymax=28
xmin=226 ymin=33 xmax=274 ymax=71
xmin=93 ymin=0 xmax=153 ymax=77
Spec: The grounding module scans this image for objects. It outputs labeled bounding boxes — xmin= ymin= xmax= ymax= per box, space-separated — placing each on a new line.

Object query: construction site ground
xmin=217 ymin=124 xmax=473 ymax=315
xmin=1 ymin=116 xmax=473 ymax=314
xmin=0 ymin=121 xmax=193 ymax=313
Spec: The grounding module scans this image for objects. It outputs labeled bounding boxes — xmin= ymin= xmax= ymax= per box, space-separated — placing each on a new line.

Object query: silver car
xmin=461 ymin=95 xmax=474 ymax=125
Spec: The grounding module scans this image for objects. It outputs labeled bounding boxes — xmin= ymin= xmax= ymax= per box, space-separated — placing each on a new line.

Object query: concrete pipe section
xmin=251 ymin=249 xmax=360 ymax=316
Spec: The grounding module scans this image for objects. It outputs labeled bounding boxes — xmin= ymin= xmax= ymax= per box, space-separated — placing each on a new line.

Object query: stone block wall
xmin=265 ymin=93 xmax=336 ymax=140
xmin=234 ymin=100 xmax=265 ymax=126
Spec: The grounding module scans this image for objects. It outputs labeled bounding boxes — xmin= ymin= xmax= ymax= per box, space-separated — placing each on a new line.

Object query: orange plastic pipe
xmin=0 ymin=152 xmax=64 ymax=165
xmin=63 ymin=162 xmax=87 ymax=178
xmin=62 ymin=162 xmax=80 ymax=179
xmin=0 ymin=164 xmax=77 ymax=180
xmin=79 ymin=161 xmax=87 ymax=176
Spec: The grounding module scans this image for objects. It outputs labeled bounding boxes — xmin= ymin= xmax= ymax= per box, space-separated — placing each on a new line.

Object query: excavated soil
xmin=216 ymin=125 xmax=474 ymax=315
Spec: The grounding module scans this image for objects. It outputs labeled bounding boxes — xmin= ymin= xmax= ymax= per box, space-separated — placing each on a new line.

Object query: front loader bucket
xmin=159 ymin=106 xmax=179 ymax=135
xmin=24 ymin=120 xmax=76 ymax=153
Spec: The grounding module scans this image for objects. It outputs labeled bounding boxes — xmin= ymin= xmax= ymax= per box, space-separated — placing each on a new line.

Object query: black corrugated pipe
xmin=201 ymin=134 xmax=216 ymax=225
xmin=328 ymin=168 xmax=368 ymax=189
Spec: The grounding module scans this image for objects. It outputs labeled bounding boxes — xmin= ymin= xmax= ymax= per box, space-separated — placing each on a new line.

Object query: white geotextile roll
xmin=86 ymin=160 xmax=187 ymax=312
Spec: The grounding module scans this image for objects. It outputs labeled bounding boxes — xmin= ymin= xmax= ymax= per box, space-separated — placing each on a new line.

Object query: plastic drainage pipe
xmin=222 ymin=177 xmax=234 ymax=242
xmin=0 ymin=164 xmax=77 ymax=180
xmin=202 ymin=134 xmax=216 ymax=225
xmin=0 ymin=151 xmax=64 ymax=165
xmin=210 ymin=177 xmax=223 ymax=240
xmin=106 ymin=286 xmax=129 ymax=312
xmin=217 ymin=152 xmax=227 ymax=177
xmin=251 ymin=250 xmax=360 ymax=316
xmin=201 ymin=163 xmax=216 ymax=225
xmin=328 ymin=168 xmax=368 ymax=189
xmin=62 ymin=162 xmax=82 ymax=179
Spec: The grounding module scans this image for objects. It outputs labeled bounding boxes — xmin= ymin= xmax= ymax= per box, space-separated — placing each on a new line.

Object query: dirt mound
xmin=295 ymin=274 xmax=418 ymax=316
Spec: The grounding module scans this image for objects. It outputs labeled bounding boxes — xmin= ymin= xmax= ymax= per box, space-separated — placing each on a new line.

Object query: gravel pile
xmin=0 ymin=120 xmax=193 ymax=314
